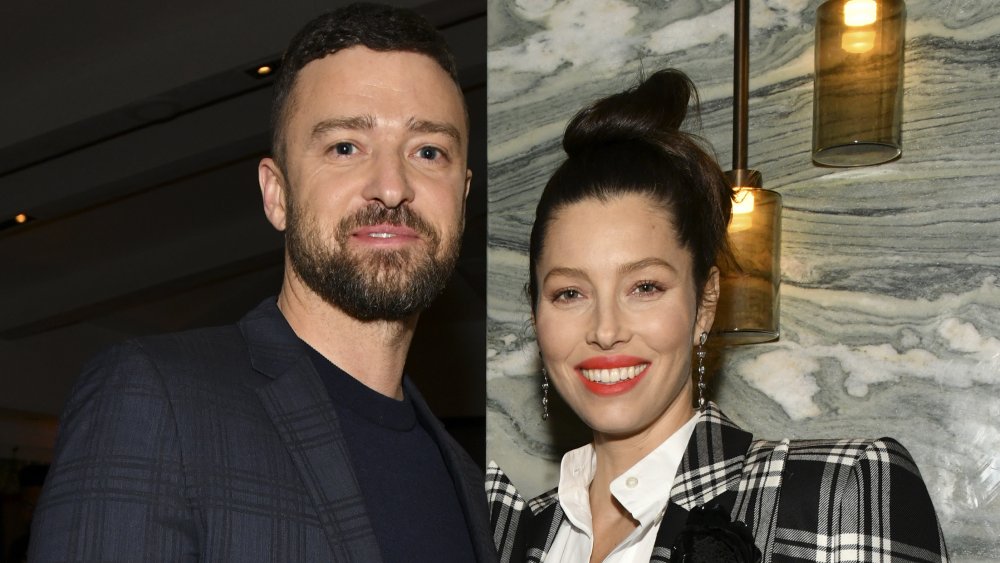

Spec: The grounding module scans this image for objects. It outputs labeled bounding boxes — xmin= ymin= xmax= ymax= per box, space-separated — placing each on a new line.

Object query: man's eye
xmin=333 ymin=142 xmax=357 ymax=155
xmin=417 ymin=146 xmax=442 ymax=160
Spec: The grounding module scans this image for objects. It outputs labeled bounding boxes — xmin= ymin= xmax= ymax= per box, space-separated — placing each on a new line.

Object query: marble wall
xmin=485 ymin=0 xmax=1000 ymax=560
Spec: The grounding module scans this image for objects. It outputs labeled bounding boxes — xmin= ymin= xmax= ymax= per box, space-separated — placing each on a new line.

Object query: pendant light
xmin=712 ymin=0 xmax=782 ymax=345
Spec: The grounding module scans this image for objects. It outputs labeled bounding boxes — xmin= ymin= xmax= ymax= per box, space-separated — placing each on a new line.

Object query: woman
xmin=487 ymin=69 xmax=947 ymax=562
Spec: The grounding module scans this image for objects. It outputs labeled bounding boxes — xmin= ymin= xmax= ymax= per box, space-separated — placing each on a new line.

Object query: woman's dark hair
xmin=270 ymin=2 xmax=460 ymax=167
xmin=527 ymin=69 xmax=734 ymax=313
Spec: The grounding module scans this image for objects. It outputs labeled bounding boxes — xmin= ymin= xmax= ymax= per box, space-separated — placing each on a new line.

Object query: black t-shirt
xmin=307 ymin=347 xmax=475 ymax=562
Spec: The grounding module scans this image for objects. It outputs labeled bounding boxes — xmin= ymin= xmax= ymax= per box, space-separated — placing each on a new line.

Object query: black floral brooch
xmin=669 ymin=503 xmax=762 ymax=563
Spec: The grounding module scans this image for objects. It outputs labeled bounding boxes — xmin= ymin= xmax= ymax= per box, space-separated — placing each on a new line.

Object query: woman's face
xmin=534 ymin=194 xmax=718 ymax=442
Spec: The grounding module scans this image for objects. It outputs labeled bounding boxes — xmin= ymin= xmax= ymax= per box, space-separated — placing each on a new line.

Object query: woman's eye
xmin=553 ymin=288 xmax=581 ymax=302
xmin=332 ymin=142 xmax=357 ymax=156
xmin=633 ymin=281 xmax=662 ymax=295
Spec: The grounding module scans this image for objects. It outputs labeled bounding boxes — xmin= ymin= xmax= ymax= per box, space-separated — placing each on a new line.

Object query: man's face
xmin=261 ymin=47 xmax=471 ymax=321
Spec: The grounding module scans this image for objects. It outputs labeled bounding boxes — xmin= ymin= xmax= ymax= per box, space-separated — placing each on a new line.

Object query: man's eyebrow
xmin=407 ymin=118 xmax=462 ymax=144
xmin=311 ymin=115 xmax=376 ymax=138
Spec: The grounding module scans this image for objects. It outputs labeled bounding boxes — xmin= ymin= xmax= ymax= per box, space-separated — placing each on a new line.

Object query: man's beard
xmin=285 ymin=200 xmax=462 ymax=321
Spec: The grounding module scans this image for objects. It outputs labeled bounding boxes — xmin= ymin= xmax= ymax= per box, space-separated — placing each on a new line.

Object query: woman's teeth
xmin=580 ymin=364 xmax=647 ymax=384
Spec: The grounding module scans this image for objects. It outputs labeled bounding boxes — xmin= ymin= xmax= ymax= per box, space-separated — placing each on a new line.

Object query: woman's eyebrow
xmin=619 ymin=257 xmax=677 ymax=275
xmin=542 ymin=267 xmax=587 ymax=284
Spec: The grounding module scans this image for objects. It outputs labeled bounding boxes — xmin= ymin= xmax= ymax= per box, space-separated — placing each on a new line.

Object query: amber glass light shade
xmin=712 ymin=172 xmax=781 ymax=345
xmin=813 ymin=0 xmax=906 ymax=167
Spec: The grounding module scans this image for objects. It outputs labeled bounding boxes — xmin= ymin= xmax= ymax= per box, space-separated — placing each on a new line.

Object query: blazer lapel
xmin=242 ymin=300 xmax=382 ymax=562
xmin=652 ymin=403 xmax=754 ymax=554
xmin=650 ymin=499 xmax=689 ymax=562
xmin=485 ymin=462 xmax=561 ymax=563
xmin=525 ymin=496 xmax=564 ymax=563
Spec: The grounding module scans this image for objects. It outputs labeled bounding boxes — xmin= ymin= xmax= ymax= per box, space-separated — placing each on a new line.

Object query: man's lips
xmin=351 ymin=224 xmax=420 ymax=242
xmin=575 ymin=355 xmax=650 ymax=396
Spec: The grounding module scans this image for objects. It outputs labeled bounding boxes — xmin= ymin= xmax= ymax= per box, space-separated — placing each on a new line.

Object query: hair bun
xmin=563 ymin=69 xmax=695 ymax=157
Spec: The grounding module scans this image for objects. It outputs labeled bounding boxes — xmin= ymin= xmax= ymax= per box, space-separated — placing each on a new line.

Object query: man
xmin=30 ymin=4 xmax=495 ymax=561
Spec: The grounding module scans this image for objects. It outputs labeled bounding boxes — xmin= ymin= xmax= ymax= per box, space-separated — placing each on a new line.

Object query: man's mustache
xmin=336 ymin=204 xmax=439 ymax=245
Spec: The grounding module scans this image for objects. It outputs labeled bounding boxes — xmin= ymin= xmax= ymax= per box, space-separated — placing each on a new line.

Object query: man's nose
xmin=361 ymin=153 xmax=415 ymax=208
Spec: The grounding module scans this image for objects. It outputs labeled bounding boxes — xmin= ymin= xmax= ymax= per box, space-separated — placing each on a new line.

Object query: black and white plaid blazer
xmin=487 ymin=403 xmax=948 ymax=562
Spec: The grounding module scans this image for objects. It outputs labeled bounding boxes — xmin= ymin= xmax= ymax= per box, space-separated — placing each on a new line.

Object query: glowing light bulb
xmin=844 ymin=0 xmax=877 ymax=27
xmin=841 ymin=0 xmax=878 ymax=53
xmin=733 ymin=188 xmax=755 ymax=214
xmin=730 ymin=188 xmax=756 ymax=232
xmin=14 ymin=213 xmax=27 ymax=224
xmin=842 ymin=30 xmax=876 ymax=53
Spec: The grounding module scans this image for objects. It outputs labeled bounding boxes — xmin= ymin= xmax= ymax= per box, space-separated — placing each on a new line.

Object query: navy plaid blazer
xmin=487 ymin=404 xmax=948 ymax=562
xmin=31 ymin=298 xmax=498 ymax=562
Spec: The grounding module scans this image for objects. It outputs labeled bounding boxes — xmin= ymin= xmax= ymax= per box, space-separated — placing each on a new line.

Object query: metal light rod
xmin=733 ymin=0 xmax=750 ymax=175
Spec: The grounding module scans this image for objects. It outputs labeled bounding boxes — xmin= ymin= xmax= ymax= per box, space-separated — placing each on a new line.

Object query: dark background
xmin=0 ymin=1 xmax=486 ymax=558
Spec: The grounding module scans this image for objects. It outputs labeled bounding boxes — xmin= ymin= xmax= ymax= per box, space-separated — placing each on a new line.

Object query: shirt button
xmin=626 ymin=477 xmax=639 ymax=488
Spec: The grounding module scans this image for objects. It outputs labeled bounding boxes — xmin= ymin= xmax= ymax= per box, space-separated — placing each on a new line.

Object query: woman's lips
xmin=575 ymin=356 xmax=649 ymax=396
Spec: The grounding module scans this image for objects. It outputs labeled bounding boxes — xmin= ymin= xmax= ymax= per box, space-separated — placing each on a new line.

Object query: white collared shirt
xmin=545 ymin=415 xmax=698 ymax=563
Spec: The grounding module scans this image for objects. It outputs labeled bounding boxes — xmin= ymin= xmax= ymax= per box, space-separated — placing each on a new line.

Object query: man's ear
xmin=259 ymin=157 xmax=288 ymax=232
xmin=694 ymin=267 xmax=720 ymax=344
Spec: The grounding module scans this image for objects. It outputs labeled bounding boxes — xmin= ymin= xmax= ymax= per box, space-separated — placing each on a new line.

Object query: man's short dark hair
xmin=270 ymin=2 xmax=460 ymax=167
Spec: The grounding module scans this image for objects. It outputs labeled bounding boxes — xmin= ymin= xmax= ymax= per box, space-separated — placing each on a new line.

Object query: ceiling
xmin=0 ymin=0 xmax=487 ymax=462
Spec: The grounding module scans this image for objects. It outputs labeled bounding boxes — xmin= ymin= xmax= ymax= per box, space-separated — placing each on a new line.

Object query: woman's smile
xmin=575 ymin=355 xmax=650 ymax=395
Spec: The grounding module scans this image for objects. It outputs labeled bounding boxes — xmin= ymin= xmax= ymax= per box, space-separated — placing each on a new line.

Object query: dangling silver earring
xmin=696 ymin=332 xmax=708 ymax=410
xmin=541 ymin=367 xmax=550 ymax=420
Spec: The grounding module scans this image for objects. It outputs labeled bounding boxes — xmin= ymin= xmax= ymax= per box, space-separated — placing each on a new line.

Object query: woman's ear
xmin=694 ymin=267 xmax=720 ymax=343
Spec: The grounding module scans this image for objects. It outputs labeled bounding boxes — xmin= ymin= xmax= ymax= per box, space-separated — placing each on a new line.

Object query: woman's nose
xmin=586 ymin=300 xmax=629 ymax=349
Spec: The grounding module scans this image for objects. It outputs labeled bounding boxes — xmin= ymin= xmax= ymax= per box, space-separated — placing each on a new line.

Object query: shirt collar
xmin=556 ymin=415 xmax=699 ymax=533
xmin=613 ymin=415 xmax=698 ymax=527
xmin=556 ymin=443 xmax=597 ymax=534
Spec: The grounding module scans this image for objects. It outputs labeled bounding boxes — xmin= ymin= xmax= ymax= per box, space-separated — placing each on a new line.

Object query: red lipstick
xmin=575 ymin=355 xmax=649 ymax=396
